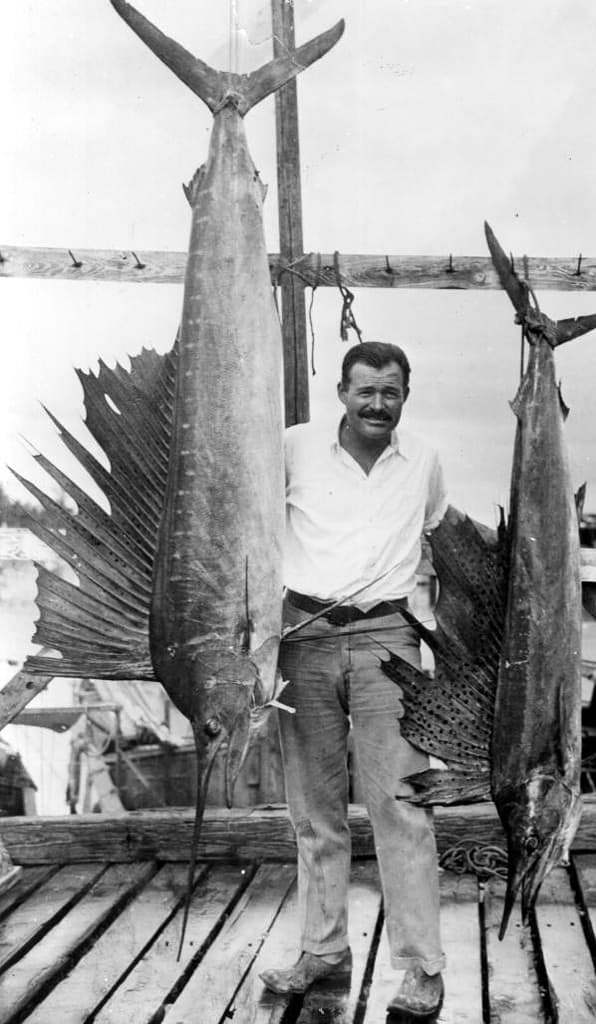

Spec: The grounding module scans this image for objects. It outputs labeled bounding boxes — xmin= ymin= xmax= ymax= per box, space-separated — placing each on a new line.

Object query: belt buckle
xmin=325 ymin=606 xmax=356 ymax=627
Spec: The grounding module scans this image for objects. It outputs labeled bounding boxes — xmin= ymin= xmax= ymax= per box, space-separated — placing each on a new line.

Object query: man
xmin=260 ymin=341 xmax=447 ymax=1017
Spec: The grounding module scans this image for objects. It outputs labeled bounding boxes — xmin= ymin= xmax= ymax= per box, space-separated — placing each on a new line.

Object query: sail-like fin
xmin=110 ymin=0 xmax=344 ymax=117
xmin=381 ymin=506 xmax=507 ymax=804
xmin=16 ymin=343 xmax=177 ymax=681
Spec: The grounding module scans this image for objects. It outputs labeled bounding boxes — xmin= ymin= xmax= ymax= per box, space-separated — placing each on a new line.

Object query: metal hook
xmin=131 ymin=251 xmax=146 ymax=270
xmin=385 ymin=255 xmax=394 ymax=275
xmin=68 ymin=249 xmax=83 ymax=269
xmin=509 ymin=252 xmax=515 ymax=275
xmin=446 ymin=254 xmax=454 ymax=274
xmin=575 ymin=253 xmax=583 ymax=277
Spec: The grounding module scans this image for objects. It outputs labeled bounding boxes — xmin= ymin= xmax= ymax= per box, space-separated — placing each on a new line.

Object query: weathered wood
xmin=162 ymin=864 xmax=296 ymax=1024
xmin=3 ymin=798 xmax=596 ymax=864
xmin=0 ymin=863 xmax=105 ymax=973
xmin=297 ymin=861 xmax=382 ymax=1024
xmin=0 ymin=665 xmax=54 ymax=730
xmin=93 ymin=863 xmax=250 ymax=1024
xmin=272 ymin=0 xmax=309 ymax=426
xmin=0 ymin=865 xmax=57 ymax=922
xmin=533 ymin=866 xmax=596 ymax=1023
xmin=483 ymin=877 xmax=543 ymax=1023
xmin=573 ymin=851 xmax=596 ymax=942
xmin=0 ymin=863 xmax=153 ymax=1024
xmin=438 ymin=873 xmax=483 ymax=1024
xmin=3 ymin=244 xmax=596 ymax=290
xmin=24 ymin=862 xmax=207 ymax=1024
xmin=244 ymin=882 xmax=300 ymax=1024
xmin=359 ymin=924 xmax=394 ymax=1023
xmin=0 ymin=836 xmax=21 ymax=895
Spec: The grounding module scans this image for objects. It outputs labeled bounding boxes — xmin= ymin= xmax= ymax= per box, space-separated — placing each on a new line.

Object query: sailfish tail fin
xmin=109 ymin=0 xmax=344 ymax=116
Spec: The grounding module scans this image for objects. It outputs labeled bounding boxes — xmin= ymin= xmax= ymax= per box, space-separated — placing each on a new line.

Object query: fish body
xmin=106 ymin=1 xmax=344 ymax=805
xmin=379 ymin=224 xmax=596 ymax=936
xmin=11 ymin=0 xmax=344 ymax=955
xmin=150 ymin=102 xmax=284 ymax=786
xmin=492 ymin=321 xmax=582 ymax=933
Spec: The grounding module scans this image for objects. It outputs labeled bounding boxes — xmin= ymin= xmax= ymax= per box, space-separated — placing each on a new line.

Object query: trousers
xmin=277 ymin=597 xmax=445 ymax=974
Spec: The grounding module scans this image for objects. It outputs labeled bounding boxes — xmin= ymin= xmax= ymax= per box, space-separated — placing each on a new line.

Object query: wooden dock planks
xmin=0 ymin=863 xmax=107 ymax=972
xmin=0 ymin=862 xmax=154 ymax=1024
xmin=483 ymin=877 xmax=544 ymax=1023
xmin=23 ymin=863 xmax=209 ymax=1024
xmin=93 ymin=863 xmax=252 ymax=1024
xmin=438 ymin=873 xmax=483 ymax=1023
xmin=161 ymin=863 xmax=296 ymax=1024
xmin=533 ymin=867 xmax=596 ymax=1023
xmin=0 ymin=858 xmax=593 ymax=1022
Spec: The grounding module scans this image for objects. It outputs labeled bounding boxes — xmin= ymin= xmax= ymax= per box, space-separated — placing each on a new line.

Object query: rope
xmin=334 ymin=251 xmax=363 ymax=343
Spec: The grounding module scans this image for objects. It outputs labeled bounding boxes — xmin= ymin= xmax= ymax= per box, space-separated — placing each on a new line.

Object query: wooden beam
xmin=0 ymin=667 xmax=54 ymax=731
xmin=2 ymin=245 xmax=596 ymax=292
xmin=2 ymin=797 xmax=596 ymax=864
xmin=271 ymin=0 xmax=309 ymax=425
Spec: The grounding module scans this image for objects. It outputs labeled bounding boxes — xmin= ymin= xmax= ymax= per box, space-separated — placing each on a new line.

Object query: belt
xmin=286 ymin=589 xmax=408 ymax=627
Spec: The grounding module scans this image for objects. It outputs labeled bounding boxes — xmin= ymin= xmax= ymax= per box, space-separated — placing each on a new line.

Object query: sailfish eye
xmin=204 ymin=718 xmax=222 ymax=737
xmin=524 ymin=832 xmax=539 ymax=853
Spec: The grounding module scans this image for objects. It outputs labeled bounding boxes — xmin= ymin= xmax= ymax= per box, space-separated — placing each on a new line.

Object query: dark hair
xmin=340 ymin=341 xmax=411 ymax=390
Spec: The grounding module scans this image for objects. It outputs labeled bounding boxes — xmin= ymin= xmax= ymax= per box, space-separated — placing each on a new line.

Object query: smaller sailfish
xmin=381 ymin=223 xmax=596 ymax=937
xmin=12 ymin=0 xmax=344 ymax=953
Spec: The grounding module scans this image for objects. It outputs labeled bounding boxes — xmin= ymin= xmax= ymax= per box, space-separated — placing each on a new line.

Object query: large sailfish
xmin=381 ymin=223 xmax=596 ymax=937
xmin=12 ymin=0 xmax=344 ymax=951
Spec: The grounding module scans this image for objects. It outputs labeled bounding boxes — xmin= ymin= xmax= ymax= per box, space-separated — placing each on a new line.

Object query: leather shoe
xmin=387 ymin=967 xmax=444 ymax=1017
xmin=259 ymin=949 xmax=352 ymax=994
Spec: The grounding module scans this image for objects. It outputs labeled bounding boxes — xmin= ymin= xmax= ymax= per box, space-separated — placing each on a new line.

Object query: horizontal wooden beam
xmin=2 ymin=797 xmax=596 ymax=864
xmin=2 ymin=245 xmax=596 ymax=291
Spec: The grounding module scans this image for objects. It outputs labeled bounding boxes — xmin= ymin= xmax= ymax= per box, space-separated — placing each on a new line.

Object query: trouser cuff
xmin=389 ymin=953 xmax=446 ymax=975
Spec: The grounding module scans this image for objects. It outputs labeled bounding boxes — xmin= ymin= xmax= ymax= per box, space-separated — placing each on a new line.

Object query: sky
xmin=2 ymin=0 xmax=596 ymax=526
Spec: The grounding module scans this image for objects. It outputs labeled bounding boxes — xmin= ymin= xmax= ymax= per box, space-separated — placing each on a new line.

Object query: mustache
xmin=359 ymin=411 xmax=392 ymax=421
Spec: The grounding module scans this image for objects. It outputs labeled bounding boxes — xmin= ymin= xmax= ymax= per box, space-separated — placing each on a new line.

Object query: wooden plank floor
xmin=0 ymin=856 xmax=595 ymax=1023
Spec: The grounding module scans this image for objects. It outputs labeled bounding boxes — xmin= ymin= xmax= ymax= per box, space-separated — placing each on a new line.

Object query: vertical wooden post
xmin=271 ymin=0 xmax=310 ymax=426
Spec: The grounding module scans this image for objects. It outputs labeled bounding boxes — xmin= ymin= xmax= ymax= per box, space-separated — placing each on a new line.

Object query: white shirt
xmin=284 ymin=420 xmax=447 ymax=610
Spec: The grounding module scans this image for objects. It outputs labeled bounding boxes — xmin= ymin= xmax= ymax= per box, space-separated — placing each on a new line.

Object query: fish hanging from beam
xmin=381 ymin=222 xmax=596 ymax=938
xmin=10 ymin=0 xmax=344 ymax=954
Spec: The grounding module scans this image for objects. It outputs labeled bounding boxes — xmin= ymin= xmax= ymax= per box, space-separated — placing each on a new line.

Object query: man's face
xmin=337 ymin=361 xmax=409 ymax=442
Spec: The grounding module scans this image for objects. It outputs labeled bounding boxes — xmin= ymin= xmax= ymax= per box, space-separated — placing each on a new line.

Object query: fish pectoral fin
xmin=557 ymin=381 xmax=570 ymax=420
xmin=183 ymin=165 xmax=206 ymax=207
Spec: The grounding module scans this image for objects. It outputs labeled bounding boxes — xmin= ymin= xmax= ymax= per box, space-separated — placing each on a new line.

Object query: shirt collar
xmin=332 ymin=417 xmax=409 ymax=459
